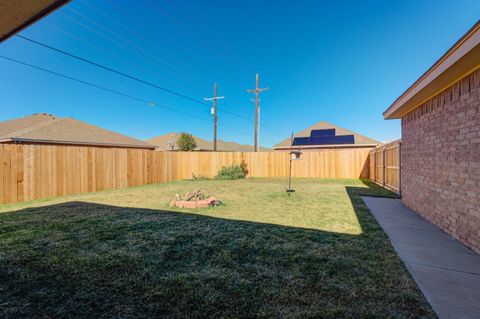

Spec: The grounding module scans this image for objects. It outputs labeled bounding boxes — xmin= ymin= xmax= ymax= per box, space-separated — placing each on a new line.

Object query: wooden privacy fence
xmin=0 ymin=144 xmax=371 ymax=204
xmin=161 ymin=149 xmax=370 ymax=181
xmin=369 ymin=140 xmax=401 ymax=194
xmin=0 ymin=144 xmax=166 ymax=204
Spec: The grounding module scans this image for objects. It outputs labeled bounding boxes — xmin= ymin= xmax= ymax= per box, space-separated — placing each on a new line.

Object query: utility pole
xmin=247 ymin=73 xmax=268 ymax=152
xmin=204 ymin=83 xmax=224 ymax=151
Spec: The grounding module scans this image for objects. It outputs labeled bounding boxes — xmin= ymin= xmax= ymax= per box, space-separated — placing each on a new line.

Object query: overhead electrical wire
xmin=0 ymin=55 xmax=251 ymax=137
xmin=14 ymin=34 xmax=283 ymax=138
xmin=58 ymin=10 xmax=206 ymax=89
xmin=63 ymin=7 xmax=206 ymax=88
xmin=165 ymin=0 xmax=292 ymax=125
xmin=78 ymin=0 xmax=212 ymax=84
xmin=145 ymin=0 xmax=220 ymax=62
xmin=16 ymin=35 xmax=210 ymax=107
xmin=12 ymin=0 xmax=285 ymax=140
xmin=174 ymin=0 xmax=251 ymax=71
xmin=43 ymin=21 xmax=181 ymax=88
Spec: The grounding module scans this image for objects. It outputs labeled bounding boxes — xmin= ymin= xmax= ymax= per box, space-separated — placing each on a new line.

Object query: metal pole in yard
xmin=287 ymin=132 xmax=294 ymax=195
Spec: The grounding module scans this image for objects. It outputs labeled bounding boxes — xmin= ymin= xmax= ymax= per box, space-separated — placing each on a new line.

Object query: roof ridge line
xmin=59 ymin=117 xmax=153 ymax=146
xmin=3 ymin=116 xmax=64 ymax=139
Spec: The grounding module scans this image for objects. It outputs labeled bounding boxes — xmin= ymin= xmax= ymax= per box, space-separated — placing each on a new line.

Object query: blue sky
xmin=1 ymin=0 xmax=479 ymax=147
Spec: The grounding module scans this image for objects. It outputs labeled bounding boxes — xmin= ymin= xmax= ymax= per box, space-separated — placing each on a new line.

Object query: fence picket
xmin=0 ymin=145 xmax=373 ymax=204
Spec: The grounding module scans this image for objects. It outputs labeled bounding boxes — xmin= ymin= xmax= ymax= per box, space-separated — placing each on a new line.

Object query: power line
xmin=15 ymin=34 xmax=283 ymax=138
xmin=42 ymin=21 xmax=180 ymax=88
xmin=79 ymin=0 xmax=212 ymax=84
xmin=16 ymin=35 xmax=211 ymax=107
xmin=41 ymin=25 xmax=285 ymax=138
xmin=99 ymin=0 xmax=261 ymax=128
xmin=72 ymin=1 xmax=285 ymax=142
xmin=0 ymin=55 xmax=251 ymax=137
xmin=63 ymin=6 xmax=206 ymax=88
xmin=145 ymin=0 xmax=221 ymax=62
xmin=58 ymin=10 xmax=206 ymax=89
xmin=217 ymin=105 xmax=281 ymax=136
xmin=175 ymin=0 xmax=251 ymax=71
xmin=58 ymin=12 xmax=170 ymax=75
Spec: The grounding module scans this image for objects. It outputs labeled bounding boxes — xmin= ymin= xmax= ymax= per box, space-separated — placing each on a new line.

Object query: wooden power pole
xmin=204 ymin=83 xmax=224 ymax=151
xmin=247 ymin=73 xmax=268 ymax=152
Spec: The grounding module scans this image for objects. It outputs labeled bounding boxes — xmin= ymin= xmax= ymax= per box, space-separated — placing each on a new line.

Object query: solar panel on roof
xmin=334 ymin=135 xmax=355 ymax=144
xmin=310 ymin=136 xmax=336 ymax=144
xmin=292 ymin=134 xmax=355 ymax=146
xmin=292 ymin=137 xmax=310 ymax=146
xmin=310 ymin=129 xmax=335 ymax=137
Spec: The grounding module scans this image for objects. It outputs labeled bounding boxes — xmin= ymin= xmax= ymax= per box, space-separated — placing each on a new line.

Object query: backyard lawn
xmin=0 ymin=178 xmax=435 ymax=318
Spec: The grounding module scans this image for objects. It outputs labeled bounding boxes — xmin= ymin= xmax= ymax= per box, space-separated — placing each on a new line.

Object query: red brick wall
xmin=401 ymin=69 xmax=480 ymax=253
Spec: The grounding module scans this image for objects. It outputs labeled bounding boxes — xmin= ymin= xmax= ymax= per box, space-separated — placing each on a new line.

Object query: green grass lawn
xmin=0 ymin=178 xmax=435 ymax=318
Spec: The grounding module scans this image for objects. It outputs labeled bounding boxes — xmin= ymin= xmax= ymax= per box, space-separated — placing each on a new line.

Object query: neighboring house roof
xmin=274 ymin=121 xmax=380 ymax=149
xmin=146 ymin=133 xmax=271 ymax=152
xmin=0 ymin=113 xmax=155 ymax=149
xmin=0 ymin=0 xmax=71 ymax=43
xmin=384 ymin=20 xmax=480 ymax=119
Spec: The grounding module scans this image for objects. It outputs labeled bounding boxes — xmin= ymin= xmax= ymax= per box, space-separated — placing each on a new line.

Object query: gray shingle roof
xmin=0 ymin=113 xmax=154 ymax=149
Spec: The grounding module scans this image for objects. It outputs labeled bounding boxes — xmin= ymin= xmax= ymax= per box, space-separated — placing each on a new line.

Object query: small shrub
xmin=216 ymin=164 xmax=246 ymax=180
xmin=177 ymin=132 xmax=197 ymax=151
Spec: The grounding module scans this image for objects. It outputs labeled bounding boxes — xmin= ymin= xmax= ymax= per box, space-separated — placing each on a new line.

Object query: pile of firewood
xmin=170 ymin=188 xmax=221 ymax=208
xmin=175 ymin=188 xmax=206 ymax=202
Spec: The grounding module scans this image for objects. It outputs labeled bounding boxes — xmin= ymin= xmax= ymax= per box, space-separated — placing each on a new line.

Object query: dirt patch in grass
xmin=0 ymin=178 xmax=435 ymax=318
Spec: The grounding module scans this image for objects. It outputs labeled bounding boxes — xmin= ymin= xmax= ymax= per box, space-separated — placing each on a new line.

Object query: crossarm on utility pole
xmin=247 ymin=73 xmax=269 ymax=152
xmin=204 ymin=83 xmax=224 ymax=151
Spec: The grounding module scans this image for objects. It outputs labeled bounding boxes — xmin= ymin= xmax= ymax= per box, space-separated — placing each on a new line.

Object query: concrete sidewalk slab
xmin=362 ymin=196 xmax=480 ymax=319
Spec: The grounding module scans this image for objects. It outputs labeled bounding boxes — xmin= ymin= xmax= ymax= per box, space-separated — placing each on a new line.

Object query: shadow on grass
xmin=0 ymin=181 xmax=433 ymax=318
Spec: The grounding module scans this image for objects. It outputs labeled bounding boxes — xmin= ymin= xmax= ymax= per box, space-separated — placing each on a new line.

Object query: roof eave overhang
xmin=274 ymin=143 xmax=379 ymax=150
xmin=0 ymin=138 xmax=155 ymax=149
xmin=1 ymin=1 xmax=72 ymax=43
xmin=384 ymin=21 xmax=480 ymax=120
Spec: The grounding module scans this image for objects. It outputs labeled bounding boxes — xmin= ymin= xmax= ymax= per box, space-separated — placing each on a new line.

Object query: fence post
xmin=382 ymin=146 xmax=386 ymax=187
xmin=398 ymin=142 xmax=402 ymax=197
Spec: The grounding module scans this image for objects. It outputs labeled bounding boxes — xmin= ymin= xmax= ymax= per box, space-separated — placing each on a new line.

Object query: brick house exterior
xmin=401 ymin=69 xmax=480 ymax=253
xmin=384 ymin=21 xmax=480 ymax=253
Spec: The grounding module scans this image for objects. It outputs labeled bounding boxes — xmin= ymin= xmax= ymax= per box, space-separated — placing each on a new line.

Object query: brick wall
xmin=401 ymin=69 xmax=480 ymax=253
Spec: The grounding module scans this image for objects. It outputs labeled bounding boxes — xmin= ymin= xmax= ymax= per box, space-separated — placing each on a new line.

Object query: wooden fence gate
xmin=369 ymin=140 xmax=401 ymax=194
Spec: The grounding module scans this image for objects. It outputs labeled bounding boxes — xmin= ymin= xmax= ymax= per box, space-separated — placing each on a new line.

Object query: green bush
xmin=216 ymin=164 xmax=246 ymax=180
xmin=177 ymin=132 xmax=197 ymax=151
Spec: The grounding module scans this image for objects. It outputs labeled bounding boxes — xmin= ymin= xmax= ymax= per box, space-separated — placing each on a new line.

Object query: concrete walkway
xmin=362 ymin=196 xmax=480 ymax=319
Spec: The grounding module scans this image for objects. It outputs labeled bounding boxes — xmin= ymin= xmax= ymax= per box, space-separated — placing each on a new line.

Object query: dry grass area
xmin=0 ymin=178 xmax=435 ymax=318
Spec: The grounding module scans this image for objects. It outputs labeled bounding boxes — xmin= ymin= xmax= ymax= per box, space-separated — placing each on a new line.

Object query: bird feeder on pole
xmin=287 ymin=132 xmax=302 ymax=195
